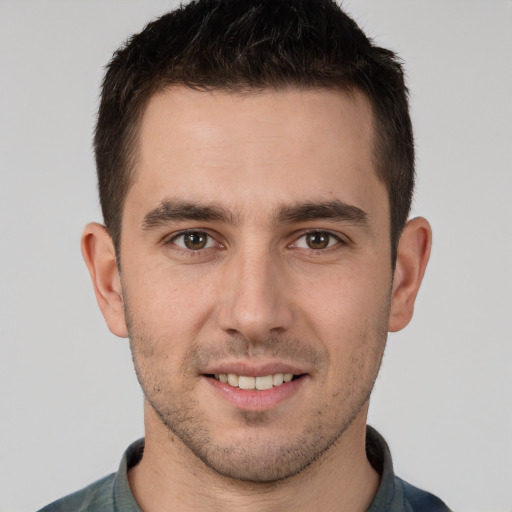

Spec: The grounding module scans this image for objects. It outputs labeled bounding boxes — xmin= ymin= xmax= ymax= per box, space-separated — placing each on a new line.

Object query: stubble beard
xmin=126 ymin=307 xmax=389 ymax=484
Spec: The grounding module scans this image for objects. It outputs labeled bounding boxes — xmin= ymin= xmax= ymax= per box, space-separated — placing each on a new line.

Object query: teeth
xmin=227 ymin=374 xmax=239 ymax=387
xmin=214 ymin=373 xmax=296 ymax=390
xmin=238 ymin=376 xmax=256 ymax=390
xmin=273 ymin=373 xmax=284 ymax=386
xmin=256 ymin=375 xmax=273 ymax=390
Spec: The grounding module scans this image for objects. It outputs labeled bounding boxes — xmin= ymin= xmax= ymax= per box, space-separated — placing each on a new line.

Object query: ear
xmin=81 ymin=223 xmax=128 ymax=338
xmin=388 ymin=217 xmax=432 ymax=332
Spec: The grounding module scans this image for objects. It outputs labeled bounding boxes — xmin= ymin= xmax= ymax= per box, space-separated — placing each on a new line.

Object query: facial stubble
xmin=125 ymin=293 xmax=389 ymax=485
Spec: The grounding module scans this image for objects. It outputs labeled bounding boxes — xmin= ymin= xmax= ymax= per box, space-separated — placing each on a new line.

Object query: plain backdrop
xmin=1 ymin=1 xmax=511 ymax=511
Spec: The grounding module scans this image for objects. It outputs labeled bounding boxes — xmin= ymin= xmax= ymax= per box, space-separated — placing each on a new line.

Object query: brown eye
xmin=292 ymin=231 xmax=341 ymax=251
xmin=306 ymin=232 xmax=331 ymax=249
xmin=172 ymin=231 xmax=214 ymax=250
xmin=184 ymin=232 xmax=207 ymax=250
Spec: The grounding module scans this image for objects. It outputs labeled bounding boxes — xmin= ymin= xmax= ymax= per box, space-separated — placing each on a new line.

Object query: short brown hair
xmin=95 ymin=0 xmax=414 ymax=261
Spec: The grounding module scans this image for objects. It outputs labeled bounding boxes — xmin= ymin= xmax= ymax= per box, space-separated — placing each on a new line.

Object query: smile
xmin=212 ymin=373 xmax=296 ymax=390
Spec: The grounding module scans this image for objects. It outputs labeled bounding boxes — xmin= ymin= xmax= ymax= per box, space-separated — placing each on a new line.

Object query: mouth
xmin=208 ymin=372 xmax=301 ymax=391
xmin=203 ymin=369 xmax=307 ymax=410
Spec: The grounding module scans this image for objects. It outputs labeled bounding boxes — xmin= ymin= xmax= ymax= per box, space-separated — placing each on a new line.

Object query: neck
xmin=128 ymin=406 xmax=380 ymax=512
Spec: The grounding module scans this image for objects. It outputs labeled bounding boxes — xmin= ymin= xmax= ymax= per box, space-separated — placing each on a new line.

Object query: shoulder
xmin=37 ymin=473 xmax=116 ymax=512
xmin=365 ymin=426 xmax=452 ymax=512
xmin=398 ymin=477 xmax=453 ymax=512
xmin=37 ymin=438 xmax=144 ymax=512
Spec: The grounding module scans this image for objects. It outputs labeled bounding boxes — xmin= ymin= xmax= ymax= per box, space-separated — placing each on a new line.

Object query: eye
xmin=293 ymin=231 xmax=341 ymax=250
xmin=170 ymin=231 xmax=217 ymax=251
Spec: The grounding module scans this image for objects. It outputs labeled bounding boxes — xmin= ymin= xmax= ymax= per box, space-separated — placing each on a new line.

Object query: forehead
xmin=128 ymin=87 xmax=385 ymax=222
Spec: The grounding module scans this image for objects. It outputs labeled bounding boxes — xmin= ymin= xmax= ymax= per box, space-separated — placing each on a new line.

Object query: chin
xmin=196 ymin=438 xmax=323 ymax=483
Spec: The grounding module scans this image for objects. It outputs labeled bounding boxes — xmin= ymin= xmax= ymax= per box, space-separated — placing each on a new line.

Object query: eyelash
xmin=166 ymin=230 xmax=221 ymax=253
xmin=164 ymin=229 xmax=346 ymax=254
xmin=290 ymin=230 xmax=345 ymax=251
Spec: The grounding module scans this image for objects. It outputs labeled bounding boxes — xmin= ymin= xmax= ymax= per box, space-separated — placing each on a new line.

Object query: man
xmin=40 ymin=0 xmax=451 ymax=510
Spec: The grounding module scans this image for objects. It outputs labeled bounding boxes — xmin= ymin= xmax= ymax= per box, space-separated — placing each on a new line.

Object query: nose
xmin=216 ymin=249 xmax=293 ymax=343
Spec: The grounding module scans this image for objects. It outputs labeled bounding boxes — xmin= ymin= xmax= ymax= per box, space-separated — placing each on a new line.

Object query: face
xmin=119 ymin=88 xmax=393 ymax=482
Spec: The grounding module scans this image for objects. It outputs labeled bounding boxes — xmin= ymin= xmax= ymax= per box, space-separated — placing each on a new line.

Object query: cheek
xmin=122 ymin=260 xmax=220 ymax=344
xmin=298 ymin=263 xmax=391 ymax=359
xmin=301 ymin=263 xmax=390 ymax=322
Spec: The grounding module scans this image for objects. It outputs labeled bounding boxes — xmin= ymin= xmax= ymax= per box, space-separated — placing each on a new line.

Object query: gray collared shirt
xmin=38 ymin=426 xmax=452 ymax=511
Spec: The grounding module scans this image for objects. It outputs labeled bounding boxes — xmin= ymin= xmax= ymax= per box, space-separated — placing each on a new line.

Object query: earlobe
xmin=388 ymin=217 xmax=432 ymax=332
xmin=81 ymin=223 xmax=128 ymax=338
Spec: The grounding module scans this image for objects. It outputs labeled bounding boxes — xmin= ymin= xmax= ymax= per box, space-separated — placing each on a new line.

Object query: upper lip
xmin=202 ymin=361 xmax=308 ymax=377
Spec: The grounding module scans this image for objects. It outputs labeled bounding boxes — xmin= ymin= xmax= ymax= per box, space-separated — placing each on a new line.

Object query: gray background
xmin=1 ymin=1 xmax=511 ymax=511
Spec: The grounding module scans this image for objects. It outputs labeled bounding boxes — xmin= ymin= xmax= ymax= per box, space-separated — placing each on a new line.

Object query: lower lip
xmin=203 ymin=375 xmax=306 ymax=411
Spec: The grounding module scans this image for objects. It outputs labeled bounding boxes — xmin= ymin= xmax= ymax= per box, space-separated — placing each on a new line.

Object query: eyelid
xmin=289 ymin=229 xmax=347 ymax=250
xmin=161 ymin=228 xmax=347 ymax=252
xmin=165 ymin=229 xmax=221 ymax=250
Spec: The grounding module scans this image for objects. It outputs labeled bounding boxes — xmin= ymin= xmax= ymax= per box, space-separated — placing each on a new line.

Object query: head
xmin=94 ymin=0 xmax=414 ymax=263
xmin=83 ymin=0 xmax=431 ymax=486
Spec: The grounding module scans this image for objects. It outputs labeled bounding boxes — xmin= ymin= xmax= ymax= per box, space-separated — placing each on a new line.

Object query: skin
xmin=82 ymin=87 xmax=431 ymax=511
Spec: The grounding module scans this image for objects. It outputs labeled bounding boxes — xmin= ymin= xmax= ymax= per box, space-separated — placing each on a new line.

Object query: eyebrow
xmin=141 ymin=198 xmax=370 ymax=231
xmin=274 ymin=200 xmax=370 ymax=230
xmin=141 ymin=199 xmax=237 ymax=230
